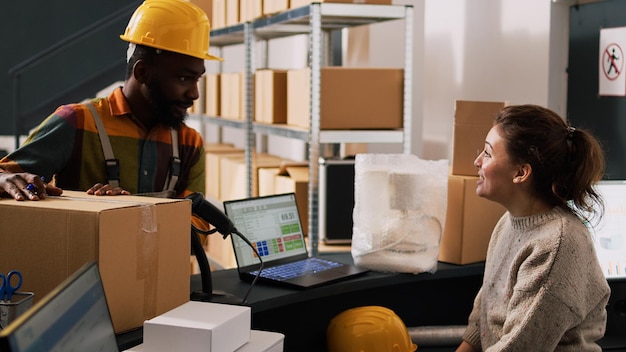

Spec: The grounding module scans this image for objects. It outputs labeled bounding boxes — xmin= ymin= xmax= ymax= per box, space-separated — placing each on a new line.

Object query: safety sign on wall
xmin=599 ymin=26 xmax=626 ymax=96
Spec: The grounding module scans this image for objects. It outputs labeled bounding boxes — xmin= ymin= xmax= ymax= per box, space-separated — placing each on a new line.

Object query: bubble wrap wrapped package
xmin=351 ymin=154 xmax=448 ymax=274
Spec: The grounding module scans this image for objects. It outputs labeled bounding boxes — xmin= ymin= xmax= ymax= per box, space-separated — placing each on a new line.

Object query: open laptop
xmin=0 ymin=261 xmax=119 ymax=352
xmin=223 ymin=193 xmax=369 ymax=289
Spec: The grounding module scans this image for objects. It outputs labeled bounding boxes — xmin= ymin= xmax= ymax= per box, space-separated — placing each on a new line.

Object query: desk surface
xmin=204 ymin=252 xmax=485 ymax=312
xmin=118 ymin=253 xmax=485 ymax=351
xmin=117 ymin=253 xmax=626 ymax=351
xmin=206 ymin=255 xmax=485 ymax=351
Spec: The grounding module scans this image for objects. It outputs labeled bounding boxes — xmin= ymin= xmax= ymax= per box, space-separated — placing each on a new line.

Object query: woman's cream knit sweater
xmin=463 ymin=207 xmax=611 ymax=351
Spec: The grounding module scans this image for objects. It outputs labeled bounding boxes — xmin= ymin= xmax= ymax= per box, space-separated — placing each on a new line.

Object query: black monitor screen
xmin=0 ymin=262 xmax=119 ymax=352
xmin=589 ymin=181 xmax=626 ymax=281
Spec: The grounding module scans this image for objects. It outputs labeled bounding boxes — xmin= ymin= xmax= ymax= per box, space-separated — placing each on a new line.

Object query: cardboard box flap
xmin=278 ymin=161 xmax=308 ymax=175
xmin=280 ymin=167 xmax=309 ymax=181
xmin=2 ymin=191 xmax=183 ymax=212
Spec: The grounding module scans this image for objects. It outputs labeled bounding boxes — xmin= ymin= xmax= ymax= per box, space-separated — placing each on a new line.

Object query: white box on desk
xmin=125 ymin=330 xmax=284 ymax=352
xmin=143 ymin=301 xmax=251 ymax=352
xmin=235 ymin=330 xmax=285 ymax=352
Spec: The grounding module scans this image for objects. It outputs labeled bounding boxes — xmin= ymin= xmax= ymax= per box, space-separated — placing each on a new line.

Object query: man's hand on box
xmin=86 ymin=183 xmax=131 ymax=196
xmin=0 ymin=172 xmax=62 ymax=201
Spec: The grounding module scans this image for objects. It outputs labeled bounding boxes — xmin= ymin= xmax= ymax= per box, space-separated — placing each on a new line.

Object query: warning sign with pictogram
xmin=599 ymin=27 xmax=626 ymax=96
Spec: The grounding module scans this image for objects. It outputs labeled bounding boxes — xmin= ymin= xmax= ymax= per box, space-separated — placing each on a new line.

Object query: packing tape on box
xmin=48 ymin=195 xmax=158 ymax=233
xmin=49 ymin=195 xmax=163 ymax=319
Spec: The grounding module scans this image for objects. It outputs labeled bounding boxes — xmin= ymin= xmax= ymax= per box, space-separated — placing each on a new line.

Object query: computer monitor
xmin=0 ymin=262 xmax=119 ymax=352
xmin=589 ymin=180 xmax=626 ymax=281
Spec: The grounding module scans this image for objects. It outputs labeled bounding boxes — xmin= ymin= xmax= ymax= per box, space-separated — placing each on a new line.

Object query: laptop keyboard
xmin=251 ymin=257 xmax=343 ymax=281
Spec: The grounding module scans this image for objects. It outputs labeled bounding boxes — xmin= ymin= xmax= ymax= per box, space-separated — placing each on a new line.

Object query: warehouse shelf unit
xmin=194 ymin=3 xmax=413 ymax=255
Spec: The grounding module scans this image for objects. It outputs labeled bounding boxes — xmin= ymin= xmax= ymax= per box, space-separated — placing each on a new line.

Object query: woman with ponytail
xmin=457 ymin=105 xmax=610 ymax=352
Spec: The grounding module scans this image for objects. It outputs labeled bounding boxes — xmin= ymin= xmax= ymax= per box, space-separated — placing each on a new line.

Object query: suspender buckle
xmin=170 ymin=156 xmax=181 ymax=177
xmin=105 ymin=159 xmax=121 ymax=183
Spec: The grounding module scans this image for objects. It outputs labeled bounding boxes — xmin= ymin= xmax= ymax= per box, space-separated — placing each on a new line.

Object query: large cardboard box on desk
xmin=439 ymin=175 xmax=506 ymax=264
xmin=452 ymin=100 xmax=507 ymax=176
xmin=0 ymin=191 xmax=191 ymax=333
xmin=287 ymin=67 xmax=403 ymax=130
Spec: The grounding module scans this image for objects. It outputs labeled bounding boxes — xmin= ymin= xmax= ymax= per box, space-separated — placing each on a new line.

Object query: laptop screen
xmin=224 ymin=193 xmax=308 ymax=268
xmin=589 ymin=180 xmax=626 ymax=280
xmin=0 ymin=262 xmax=119 ymax=352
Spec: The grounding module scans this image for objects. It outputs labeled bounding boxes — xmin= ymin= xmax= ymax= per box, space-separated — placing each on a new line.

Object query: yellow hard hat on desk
xmin=120 ymin=0 xmax=223 ymax=61
xmin=327 ymin=306 xmax=418 ymax=352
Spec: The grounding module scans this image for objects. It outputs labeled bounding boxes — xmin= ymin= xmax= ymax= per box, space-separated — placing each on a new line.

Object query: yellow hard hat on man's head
xmin=120 ymin=0 xmax=223 ymax=61
xmin=327 ymin=306 xmax=418 ymax=352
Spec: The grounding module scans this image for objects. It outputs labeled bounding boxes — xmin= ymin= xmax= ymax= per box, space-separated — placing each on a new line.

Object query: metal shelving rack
xmin=196 ymin=3 xmax=413 ymax=256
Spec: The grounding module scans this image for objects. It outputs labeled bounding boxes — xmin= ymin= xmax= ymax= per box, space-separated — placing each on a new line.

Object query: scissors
xmin=0 ymin=270 xmax=23 ymax=302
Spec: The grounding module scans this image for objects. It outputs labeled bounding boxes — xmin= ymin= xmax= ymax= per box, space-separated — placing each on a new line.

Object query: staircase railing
xmin=7 ymin=1 xmax=141 ymax=149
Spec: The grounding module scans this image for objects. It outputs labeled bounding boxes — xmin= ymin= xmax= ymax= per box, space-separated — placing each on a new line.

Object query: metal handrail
xmin=8 ymin=1 xmax=141 ymax=149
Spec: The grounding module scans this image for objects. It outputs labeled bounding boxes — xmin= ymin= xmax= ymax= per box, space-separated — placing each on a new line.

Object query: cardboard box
xmin=439 ymin=175 xmax=506 ymax=264
xmin=191 ymin=72 xmax=206 ymax=114
xmin=220 ymin=72 xmax=243 ymax=119
xmin=274 ymin=164 xmax=309 ymax=235
xmin=255 ymin=69 xmax=287 ymax=124
xmin=291 ymin=0 xmax=391 ymax=8
xmin=219 ymin=153 xmax=288 ymax=201
xmin=226 ymin=0 xmax=240 ymax=26
xmin=124 ymin=330 xmax=284 ymax=352
xmin=258 ymin=167 xmax=280 ymax=196
xmin=212 ymin=0 xmax=226 ymax=29
xmin=240 ymin=0 xmax=263 ymax=22
xmin=0 ymin=191 xmax=191 ymax=333
xmin=236 ymin=330 xmax=285 ymax=352
xmin=263 ymin=0 xmax=289 ymax=15
xmin=205 ymin=146 xmax=244 ymax=200
xmin=287 ymin=67 xmax=403 ymax=129
xmin=205 ymin=73 xmax=220 ymax=116
xmin=143 ymin=301 xmax=251 ymax=352
xmin=452 ymin=100 xmax=506 ymax=176
xmin=210 ymin=153 xmax=289 ymax=270
xmin=258 ymin=163 xmax=310 ymax=235
xmin=192 ymin=0 xmax=213 ymax=19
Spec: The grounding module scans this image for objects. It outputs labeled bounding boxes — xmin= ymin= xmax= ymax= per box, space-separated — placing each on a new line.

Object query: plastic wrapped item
xmin=351 ymin=154 xmax=448 ymax=274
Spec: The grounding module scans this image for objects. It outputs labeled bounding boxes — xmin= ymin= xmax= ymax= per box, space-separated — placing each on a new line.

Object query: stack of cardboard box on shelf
xmin=191 ymin=0 xmax=395 ymax=29
xmin=193 ymin=0 xmax=406 ymax=268
xmin=203 ymin=143 xmax=300 ymax=268
xmin=438 ymin=100 xmax=508 ymax=265
xmin=202 ymin=67 xmax=404 ymax=128
xmin=200 ymin=65 xmax=404 ymax=267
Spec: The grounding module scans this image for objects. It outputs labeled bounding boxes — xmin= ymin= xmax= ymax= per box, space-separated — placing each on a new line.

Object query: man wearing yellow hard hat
xmin=0 ymin=0 xmax=221 ymax=203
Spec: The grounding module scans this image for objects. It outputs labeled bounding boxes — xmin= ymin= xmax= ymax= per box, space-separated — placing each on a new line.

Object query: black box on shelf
xmin=319 ymin=158 xmax=355 ymax=245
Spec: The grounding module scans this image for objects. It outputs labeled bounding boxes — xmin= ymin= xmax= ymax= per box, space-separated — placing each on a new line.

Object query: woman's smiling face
xmin=474 ymin=125 xmax=520 ymax=205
